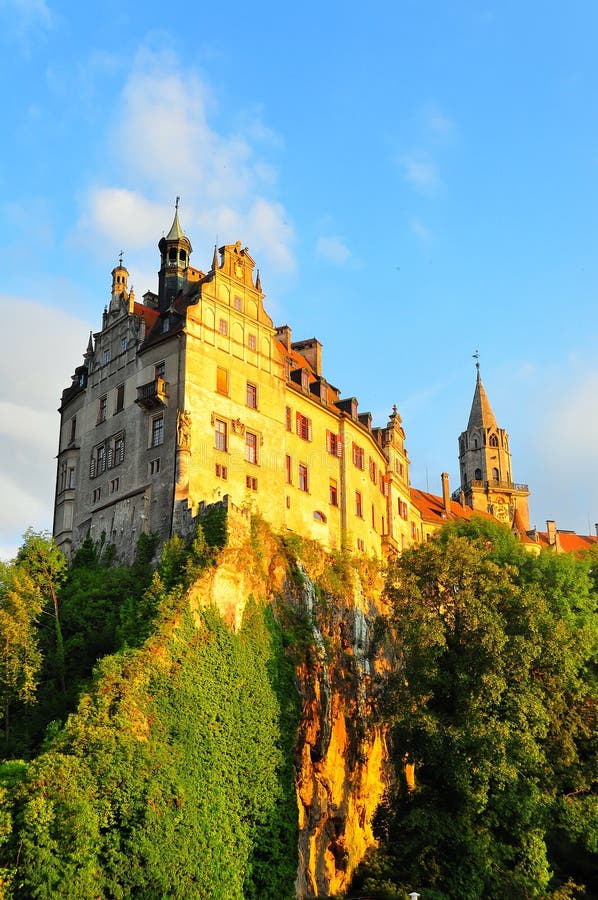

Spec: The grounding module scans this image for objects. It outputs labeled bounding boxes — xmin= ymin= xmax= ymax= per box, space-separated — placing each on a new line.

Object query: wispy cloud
xmin=76 ymin=48 xmax=295 ymax=278
xmin=316 ymin=235 xmax=351 ymax=265
xmin=410 ymin=218 xmax=433 ymax=243
xmin=423 ymin=103 xmax=456 ymax=139
xmin=399 ymin=153 xmax=440 ymax=194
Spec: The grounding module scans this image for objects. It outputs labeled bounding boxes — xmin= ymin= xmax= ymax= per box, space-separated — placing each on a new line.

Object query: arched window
xmin=168 ymin=247 xmax=177 ymax=262
xmin=179 ymin=249 xmax=187 ymax=263
xmin=473 ymin=438 xmax=478 ymax=449
xmin=492 ymin=467 xmax=499 ymax=481
xmin=474 ymin=468 xmax=482 ymax=480
xmin=489 ymin=434 xmax=498 ymax=447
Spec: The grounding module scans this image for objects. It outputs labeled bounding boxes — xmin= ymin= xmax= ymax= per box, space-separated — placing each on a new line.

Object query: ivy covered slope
xmin=0 ymin=512 xmax=300 ymax=900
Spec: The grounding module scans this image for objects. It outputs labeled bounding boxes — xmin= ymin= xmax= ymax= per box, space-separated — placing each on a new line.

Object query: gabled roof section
xmin=467 ymin=371 xmax=498 ymax=430
xmin=410 ymin=488 xmax=497 ymax=525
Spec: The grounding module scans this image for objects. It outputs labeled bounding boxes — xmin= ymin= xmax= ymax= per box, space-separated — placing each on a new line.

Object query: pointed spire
xmin=212 ymin=244 xmax=219 ymax=272
xmin=166 ymin=197 xmax=185 ymax=241
xmin=255 ymin=268 xmax=262 ymax=292
xmin=467 ymin=370 xmax=498 ymax=430
xmin=85 ymin=331 xmax=93 ymax=358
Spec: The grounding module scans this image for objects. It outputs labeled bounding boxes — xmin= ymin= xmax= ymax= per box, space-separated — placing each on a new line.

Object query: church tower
xmin=158 ymin=198 xmax=192 ymax=312
xmin=457 ymin=362 xmax=530 ymax=529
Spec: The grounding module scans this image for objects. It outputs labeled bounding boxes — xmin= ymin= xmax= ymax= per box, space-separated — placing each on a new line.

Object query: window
xmin=492 ymin=467 xmax=500 ymax=482
xmin=246 ymin=475 xmax=258 ymax=491
xmin=352 ymin=443 xmax=365 ymax=469
xmin=68 ymin=467 xmax=76 ymax=489
xmin=216 ymin=367 xmax=229 ymax=396
xmin=110 ymin=477 xmax=120 ymax=494
xmin=69 ymin=416 xmax=77 ymax=442
xmin=214 ymin=419 xmax=228 ymax=452
xmin=121 ymin=337 xmax=127 ymax=353
xmin=313 ymin=510 xmax=327 ymax=523
xmin=369 ymin=457 xmax=377 ymax=483
xmin=93 ymin=487 xmax=101 ymax=503
xmin=411 ymin=522 xmax=418 ymax=540
xmin=301 ymin=370 xmax=309 ymax=390
xmin=58 ymin=461 xmax=67 ymax=491
xmin=355 ymin=491 xmax=363 ymax=518
xmin=326 ymin=430 xmax=340 ymax=456
xmin=296 ymin=412 xmax=312 ymax=441
xmin=97 ymin=445 xmax=106 ymax=474
xmin=152 ymin=415 xmax=164 ymax=447
xmin=248 ymin=333 xmax=257 ymax=352
xmin=149 ymin=458 xmax=161 ymax=475
xmin=234 ymin=296 xmax=243 ymax=311
xmin=98 ymin=396 xmax=107 ymax=424
xmin=489 ymin=434 xmax=499 ymax=447
xmin=215 ymin=463 xmax=228 ymax=479
xmin=371 ymin=504 xmax=376 ymax=530
xmin=299 ymin=463 xmax=309 ymax=492
xmin=219 ymin=318 xmax=228 ymax=336
xmin=246 ymin=382 xmax=257 ymax=409
xmin=285 ymin=454 xmax=292 ymax=484
xmin=286 ymin=406 xmax=292 ymax=431
xmin=329 ymin=478 xmax=338 ymax=507
xmin=245 ymin=431 xmax=258 ymax=464
xmin=474 ymin=467 xmax=482 ymax=480
xmin=115 ymin=384 xmax=125 ymax=413
xmin=320 ymin=384 xmax=328 ymax=405
xmin=114 ymin=436 xmax=125 ymax=465
xmin=357 ymin=538 xmax=365 ymax=552
xmin=155 ymin=361 xmax=165 ymax=381
xmin=103 ymin=349 xmax=110 ymax=365
xmin=398 ymin=499 xmax=408 ymax=520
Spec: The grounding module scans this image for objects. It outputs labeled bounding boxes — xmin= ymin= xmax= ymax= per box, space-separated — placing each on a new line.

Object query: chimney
xmin=546 ymin=519 xmax=559 ymax=550
xmin=441 ymin=472 xmax=451 ymax=516
xmin=275 ymin=325 xmax=292 ymax=351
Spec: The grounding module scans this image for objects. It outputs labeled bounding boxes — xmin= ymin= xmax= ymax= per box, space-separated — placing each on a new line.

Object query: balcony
xmin=135 ymin=378 xmax=169 ymax=410
xmin=452 ymin=478 xmax=529 ymax=501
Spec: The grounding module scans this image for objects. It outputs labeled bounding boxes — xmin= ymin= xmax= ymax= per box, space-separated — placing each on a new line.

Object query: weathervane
xmin=472 ymin=349 xmax=480 ymax=373
xmin=118 ymin=249 xmax=124 ymax=267
xmin=175 ymin=195 xmax=180 ymax=211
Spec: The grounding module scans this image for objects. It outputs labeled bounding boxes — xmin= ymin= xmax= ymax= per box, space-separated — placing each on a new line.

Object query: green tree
xmin=0 ymin=564 xmax=43 ymax=739
xmin=16 ymin=531 xmax=67 ymax=694
xmin=356 ymin=520 xmax=597 ymax=899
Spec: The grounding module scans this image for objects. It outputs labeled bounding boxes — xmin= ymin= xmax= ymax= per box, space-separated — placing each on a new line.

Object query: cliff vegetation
xmin=0 ymin=512 xmax=595 ymax=899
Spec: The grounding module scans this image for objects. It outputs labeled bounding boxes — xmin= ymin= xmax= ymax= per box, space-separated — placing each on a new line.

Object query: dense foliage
xmin=0 ymin=522 xmax=299 ymax=898
xmin=352 ymin=519 xmax=597 ymax=899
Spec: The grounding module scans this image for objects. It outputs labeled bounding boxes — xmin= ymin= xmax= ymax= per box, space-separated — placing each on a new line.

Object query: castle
xmin=53 ymin=206 xmax=597 ymax=561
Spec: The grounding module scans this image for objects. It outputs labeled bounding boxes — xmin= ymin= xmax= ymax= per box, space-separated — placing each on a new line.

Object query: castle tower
xmin=109 ymin=253 xmax=129 ymax=312
xmin=158 ymin=198 xmax=192 ymax=312
xmin=457 ymin=363 xmax=530 ymax=529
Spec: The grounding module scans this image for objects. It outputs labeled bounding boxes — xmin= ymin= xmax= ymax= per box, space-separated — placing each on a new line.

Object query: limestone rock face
xmin=291 ymin=563 xmax=390 ymax=898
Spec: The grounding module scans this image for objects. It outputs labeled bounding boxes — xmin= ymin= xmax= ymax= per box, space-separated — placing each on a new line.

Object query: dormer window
xmin=301 ymin=370 xmax=309 ymax=390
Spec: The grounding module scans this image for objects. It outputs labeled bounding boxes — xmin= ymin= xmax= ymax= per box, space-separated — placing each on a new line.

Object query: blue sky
xmin=1 ymin=0 xmax=597 ymax=558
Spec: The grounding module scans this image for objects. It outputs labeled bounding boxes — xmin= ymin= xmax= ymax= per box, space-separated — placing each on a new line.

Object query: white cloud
xmin=399 ymin=153 xmax=440 ymax=194
xmin=0 ymin=296 xmax=91 ymax=551
xmin=410 ymin=218 xmax=433 ymax=243
xmin=76 ymin=48 xmax=295 ymax=276
xmin=316 ymin=236 xmax=351 ymax=265
xmin=423 ymin=103 xmax=455 ymax=138
xmin=0 ymin=0 xmax=52 ymax=28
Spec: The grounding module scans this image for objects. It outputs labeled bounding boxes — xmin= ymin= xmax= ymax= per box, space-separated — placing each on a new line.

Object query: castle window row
xmin=90 ymin=433 xmax=125 ymax=478
xmin=58 ymin=461 xmax=76 ymax=493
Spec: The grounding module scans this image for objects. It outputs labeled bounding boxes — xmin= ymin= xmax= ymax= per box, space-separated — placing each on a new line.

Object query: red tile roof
xmin=410 ymin=488 xmax=497 ymax=526
xmin=532 ymin=530 xmax=598 ymax=554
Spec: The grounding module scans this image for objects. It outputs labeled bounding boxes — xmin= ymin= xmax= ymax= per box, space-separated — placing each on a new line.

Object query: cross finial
xmin=118 ymin=249 xmax=124 ymax=267
xmin=473 ymin=349 xmax=480 ymax=372
xmin=175 ymin=195 xmax=180 ymax=211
